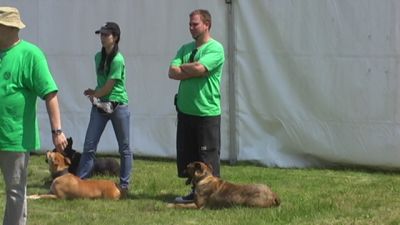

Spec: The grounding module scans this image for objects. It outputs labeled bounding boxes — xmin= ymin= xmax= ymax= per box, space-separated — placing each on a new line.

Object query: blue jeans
xmin=77 ymin=104 xmax=132 ymax=189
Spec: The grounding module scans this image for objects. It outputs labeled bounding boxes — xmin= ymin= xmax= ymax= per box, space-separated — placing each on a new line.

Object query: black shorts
xmin=176 ymin=112 xmax=221 ymax=178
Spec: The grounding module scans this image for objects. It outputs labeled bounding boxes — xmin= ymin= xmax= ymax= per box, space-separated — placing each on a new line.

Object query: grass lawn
xmin=0 ymin=154 xmax=399 ymax=225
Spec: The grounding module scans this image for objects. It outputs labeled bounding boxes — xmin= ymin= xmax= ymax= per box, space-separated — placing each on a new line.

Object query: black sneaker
xmin=174 ymin=190 xmax=195 ymax=203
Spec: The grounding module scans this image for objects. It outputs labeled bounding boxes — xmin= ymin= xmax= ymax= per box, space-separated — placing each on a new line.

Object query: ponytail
xmin=97 ymin=43 xmax=119 ymax=76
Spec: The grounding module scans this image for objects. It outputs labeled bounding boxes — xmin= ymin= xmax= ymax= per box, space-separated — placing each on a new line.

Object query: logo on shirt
xmin=3 ymin=72 xmax=11 ymax=80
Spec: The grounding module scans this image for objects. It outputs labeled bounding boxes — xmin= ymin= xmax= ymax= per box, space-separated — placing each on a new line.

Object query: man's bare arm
xmin=168 ymin=63 xmax=208 ymax=80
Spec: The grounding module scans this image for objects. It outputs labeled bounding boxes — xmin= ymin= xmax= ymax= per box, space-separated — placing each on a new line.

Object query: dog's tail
xmin=166 ymin=202 xmax=198 ymax=209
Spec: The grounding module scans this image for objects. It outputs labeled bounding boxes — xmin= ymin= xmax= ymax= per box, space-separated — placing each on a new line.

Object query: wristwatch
xmin=51 ymin=129 xmax=63 ymax=135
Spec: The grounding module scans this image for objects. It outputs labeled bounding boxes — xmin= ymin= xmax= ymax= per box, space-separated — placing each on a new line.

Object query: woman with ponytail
xmin=77 ymin=22 xmax=132 ymax=198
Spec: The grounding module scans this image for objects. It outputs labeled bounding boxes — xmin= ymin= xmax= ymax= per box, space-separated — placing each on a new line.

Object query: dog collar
xmin=52 ymin=168 xmax=69 ymax=179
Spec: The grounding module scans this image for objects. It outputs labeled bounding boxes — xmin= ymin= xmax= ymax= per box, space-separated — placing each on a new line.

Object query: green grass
xmin=1 ymin=154 xmax=400 ymax=225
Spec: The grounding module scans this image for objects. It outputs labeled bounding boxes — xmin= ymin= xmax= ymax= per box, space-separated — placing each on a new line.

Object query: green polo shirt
xmin=171 ymin=39 xmax=225 ymax=116
xmin=0 ymin=40 xmax=58 ymax=151
xmin=94 ymin=52 xmax=128 ymax=104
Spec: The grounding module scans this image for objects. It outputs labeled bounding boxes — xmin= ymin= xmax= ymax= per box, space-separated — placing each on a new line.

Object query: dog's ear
xmin=64 ymin=157 xmax=71 ymax=166
xmin=67 ymin=137 xmax=73 ymax=148
xmin=194 ymin=162 xmax=205 ymax=177
xmin=194 ymin=162 xmax=203 ymax=171
xmin=184 ymin=163 xmax=195 ymax=185
xmin=197 ymin=162 xmax=214 ymax=176
xmin=205 ymin=163 xmax=213 ymax=172
xmin=45 ymin=151 xmax=50 ymax=163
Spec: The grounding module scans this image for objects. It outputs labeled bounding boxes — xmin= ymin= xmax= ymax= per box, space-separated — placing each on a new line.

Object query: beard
xmin=191 ymin=33 xmax=199 ymax=40
xmin=191 ymin=30 xmax=204 ymax=40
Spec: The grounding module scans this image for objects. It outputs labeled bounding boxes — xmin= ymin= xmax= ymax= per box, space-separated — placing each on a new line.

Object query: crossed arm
xmin=168 ymin=62 xmax=208 ymax=80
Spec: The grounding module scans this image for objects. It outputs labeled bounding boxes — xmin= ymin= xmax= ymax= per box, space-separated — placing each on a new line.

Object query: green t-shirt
xmin=171 ymin=39 xmax=225 ymax=116
xmin=0 ymin=40 xmax=58 ymax=152
xmin=94 ymin=52 xmax=128 ymax=104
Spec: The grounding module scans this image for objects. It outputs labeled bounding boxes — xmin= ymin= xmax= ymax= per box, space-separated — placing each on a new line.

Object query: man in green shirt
xmin=0 ymin=7 xmax=67 ymax=225
xmin=169 ymin=9 xmax=225 ymax=203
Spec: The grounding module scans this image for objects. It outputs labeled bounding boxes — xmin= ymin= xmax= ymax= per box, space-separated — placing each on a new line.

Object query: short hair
xmin=190 ymin=9 xmax=212 ymax=30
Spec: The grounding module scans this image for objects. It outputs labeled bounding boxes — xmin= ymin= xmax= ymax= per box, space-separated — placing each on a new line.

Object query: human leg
xmin=176 ymin=112 xmax=198 ymax=178
xmin=111 ymin=104 xmax=132 ymax=189
xmin=0 ymin=151 xmax=29 ymax=225
xmin=175 ymin=113 xmax=199 ymax=203
xmin=196 ymin=115 xmax=221 ymax=177
xmin=77 ymin=106 xmax=109 ymax=179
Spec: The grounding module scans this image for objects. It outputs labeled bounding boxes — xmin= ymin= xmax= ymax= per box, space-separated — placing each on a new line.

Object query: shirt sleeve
xmin=108 ymin=56 xmax=125 ymax=81
xmin=30 ymin=50 xmax=58 ymax=99
xmin=170 ymin=46 xmax=184 ymax=67
xmin=198 ymin=42 xmax=225 ymax=72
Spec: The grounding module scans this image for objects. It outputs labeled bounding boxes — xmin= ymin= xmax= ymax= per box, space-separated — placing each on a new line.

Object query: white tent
xmin=3 ymin=0 xmax=400 ymax=169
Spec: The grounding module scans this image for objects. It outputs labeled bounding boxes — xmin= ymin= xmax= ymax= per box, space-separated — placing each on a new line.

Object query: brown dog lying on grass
xmin=169 ymin=161 xmax=280 ymax=209
xmin=28 ymin=151 xmax=121 ymax=200
xmin=54 ymin=137 xmax=120 ymax=177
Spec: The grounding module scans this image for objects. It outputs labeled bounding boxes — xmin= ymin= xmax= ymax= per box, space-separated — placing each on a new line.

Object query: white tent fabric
xmin=2 ymin=0 xmax=400 ymax=169
xmin=235 ymin=0 xmax=400 ymax=168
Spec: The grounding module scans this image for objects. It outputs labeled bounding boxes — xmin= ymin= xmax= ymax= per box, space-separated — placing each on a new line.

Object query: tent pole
xmin=226 ymin=0 xmax=237 ymax=165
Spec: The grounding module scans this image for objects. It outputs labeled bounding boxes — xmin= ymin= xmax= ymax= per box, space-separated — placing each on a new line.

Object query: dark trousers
xmin=176 ymin=112 xmax=221 ymax=178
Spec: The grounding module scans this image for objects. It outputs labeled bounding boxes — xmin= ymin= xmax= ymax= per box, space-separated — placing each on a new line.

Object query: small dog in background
xmin=169 ymin=161 xmax=280 ymax=209
xmin=53 ymin=137 xmax=120 ymax=177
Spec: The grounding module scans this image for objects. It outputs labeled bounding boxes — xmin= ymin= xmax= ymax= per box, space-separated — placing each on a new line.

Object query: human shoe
xmin=120 ymin=187 xmax=129 ymax=199
xmin=174 ymin=190 xmax=194 ymax=203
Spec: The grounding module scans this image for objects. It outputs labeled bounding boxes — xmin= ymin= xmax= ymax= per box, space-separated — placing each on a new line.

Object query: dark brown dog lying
xmin=28 ymin=151 xmax=121 ymax=200
xmin=169 ymin=161 xmax=280 ymax=209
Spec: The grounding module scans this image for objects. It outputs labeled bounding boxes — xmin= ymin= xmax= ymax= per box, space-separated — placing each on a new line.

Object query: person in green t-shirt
xmin=0 ymin=7 xmax=68 ymax=225
xmin=77 ymin=22 xmax=132 ymax=199
xmin=169 ymin=9 xmax=225 ymax=203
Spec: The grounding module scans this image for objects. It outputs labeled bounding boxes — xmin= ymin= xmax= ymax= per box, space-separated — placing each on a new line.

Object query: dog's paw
xmin=27 ymin=194 xmax=41 ymax=200
xmin=166 ymin=203 xmax=176 ymax=208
